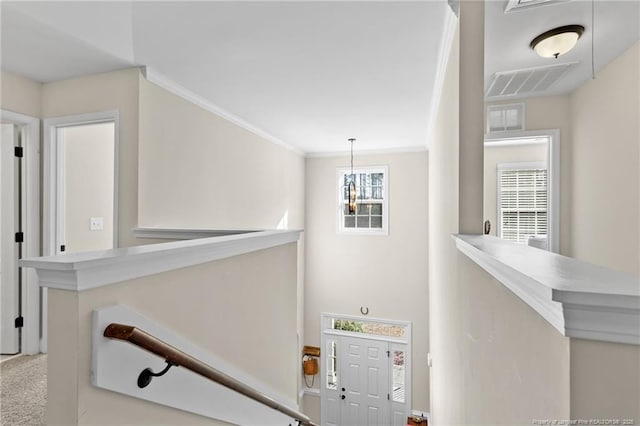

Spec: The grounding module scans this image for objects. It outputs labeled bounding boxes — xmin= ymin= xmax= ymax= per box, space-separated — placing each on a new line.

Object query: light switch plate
xmin=90 ymin=217 xmax=104 ymax=231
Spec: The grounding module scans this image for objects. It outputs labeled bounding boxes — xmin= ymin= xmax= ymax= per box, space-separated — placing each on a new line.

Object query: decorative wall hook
xmin=484 ymin=220 xmax=491 ymax=235
xmin=137 ymin=360 xmax=176 ymax=388
xmin=360 ymin=306 xmax=369 ymax=316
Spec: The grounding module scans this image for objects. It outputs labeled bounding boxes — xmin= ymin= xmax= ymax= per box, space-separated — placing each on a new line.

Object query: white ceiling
xmin=1 ymin=1 xmax=451 ymax=154
xmin=2 ymin=1 xmax=638 ymax=154
xmin=485 ymin=0 xmax=640 ymax=100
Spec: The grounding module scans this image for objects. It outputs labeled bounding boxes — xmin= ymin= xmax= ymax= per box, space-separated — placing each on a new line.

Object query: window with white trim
xmin=337 ymin=166 xmax=388 ymax=234
xmin=498 ymin=164 xmax=547 ymax=243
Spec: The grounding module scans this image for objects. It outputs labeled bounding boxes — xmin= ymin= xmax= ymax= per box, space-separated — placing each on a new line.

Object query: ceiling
xmin=1 ymin=1 xmax=451 ymax=154
xmin=485 ymin=0 xmax=640 ymax=100
xmin=2 ymin=1 xmax=638 ymax=154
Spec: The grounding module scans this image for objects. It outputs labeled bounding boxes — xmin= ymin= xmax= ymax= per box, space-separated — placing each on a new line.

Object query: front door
xmin=321 ymin=315 xmax=411 ymax=426
xmin=339 ymin=335 xmax=389 ymax=426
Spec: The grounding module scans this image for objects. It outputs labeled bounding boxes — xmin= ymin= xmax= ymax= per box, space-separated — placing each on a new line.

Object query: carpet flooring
xmin=0 ymin=355 xmax=46 ymax=425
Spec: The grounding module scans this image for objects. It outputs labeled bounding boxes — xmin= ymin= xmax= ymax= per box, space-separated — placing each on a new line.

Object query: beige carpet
xmin=0 ymin=355 xmax=46 ymax=425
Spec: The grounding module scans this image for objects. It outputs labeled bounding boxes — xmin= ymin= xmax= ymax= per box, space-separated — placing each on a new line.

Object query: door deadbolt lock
xmin=342 ymin=387 xmax=346 ymax=391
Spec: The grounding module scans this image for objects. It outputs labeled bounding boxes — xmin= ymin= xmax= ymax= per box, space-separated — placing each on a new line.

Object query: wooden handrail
xmin=104 ymin=323 xmax=317 ymax=426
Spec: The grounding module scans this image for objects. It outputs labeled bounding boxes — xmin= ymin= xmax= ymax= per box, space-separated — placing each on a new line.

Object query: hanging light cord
xmin=591 ymin=0 xmax=595 ymax=79
xmin=350 ymin=139 xmax=354 ymax=177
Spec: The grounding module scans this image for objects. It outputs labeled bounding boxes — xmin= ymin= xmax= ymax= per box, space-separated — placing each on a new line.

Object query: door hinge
xmin=15 ymin=317 xmax=24 ymax=328
xmin=14 ymin=146 xmax=23 ymax=158
xmin=15 ymin=232 xmax=24 ymax=243
xmin=387 ymin=350 xmax=390 ymax=357
xmin=387 ymin=393 xmax=390 ymax=400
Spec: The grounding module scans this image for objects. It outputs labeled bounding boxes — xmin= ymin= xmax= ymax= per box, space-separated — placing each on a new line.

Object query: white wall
xmin=494 ymin=55 xmax=640 ymax=420
xmin=0 ymin=70 xmax=42 ymax=118
xmin=304 ymin=151 xmax=430 ymax=417
xmin=483 ymin=143 xmax=547 ymax=238
xmin=47 ymin=243 xmax=299 ymax=425
xmin=137 ymin=77 xmax=305 ymax=231
xmin=42 ymin=68 xmax=141 ymax=248
xmin=567 ymin=41 xmax=640 ymax=420
xmin=458 ymin=1 xmax=484 ymax=236
xmin=62 ymin=122 xmax=115 ymax=253
xmin=428 ymin=18 xmax=462 ymax=424
xmin=428 ymin=9 xmax=571 ymax=423
xmin=136 ymin=75 xmax=307 ymax=405
xmin=571 ymin=339 xmax=640 ymax=421
xmin=569 ymin=41 xmax=639 ymax=276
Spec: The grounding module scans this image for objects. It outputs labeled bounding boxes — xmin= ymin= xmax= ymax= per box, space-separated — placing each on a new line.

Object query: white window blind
xmin=498 ymin=167 xmax=547 ymax=243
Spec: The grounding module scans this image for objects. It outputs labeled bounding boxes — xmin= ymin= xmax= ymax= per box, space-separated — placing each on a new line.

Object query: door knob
xmin=341 ymin=395 xmax=346 ymax=400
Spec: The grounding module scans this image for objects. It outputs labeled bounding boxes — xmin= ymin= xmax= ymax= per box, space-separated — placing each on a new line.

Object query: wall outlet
xmin=90 ymin=217 xmax=104 ymax=231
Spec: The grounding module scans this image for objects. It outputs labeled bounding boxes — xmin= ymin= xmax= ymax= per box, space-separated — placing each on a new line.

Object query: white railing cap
xmin=21 ymin=229 xmax=302 ymax=291
xmin=454 ymin=234 xmax=640 ymax=345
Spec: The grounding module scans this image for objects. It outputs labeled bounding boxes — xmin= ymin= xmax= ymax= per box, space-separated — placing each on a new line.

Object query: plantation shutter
xmin=498 ymin=167 xmax=547 ymax=243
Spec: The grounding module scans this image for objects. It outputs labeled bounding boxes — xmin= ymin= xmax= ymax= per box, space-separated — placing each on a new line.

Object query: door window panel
xmin=326 ymin=340 xmax=338 ymax=390
xmin=391 ymin=350 xmax=405 ymax=403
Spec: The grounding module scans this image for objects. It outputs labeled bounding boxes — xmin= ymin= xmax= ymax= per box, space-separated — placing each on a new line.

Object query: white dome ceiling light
xmin=530 ymin=25 xmax=585 ymax=58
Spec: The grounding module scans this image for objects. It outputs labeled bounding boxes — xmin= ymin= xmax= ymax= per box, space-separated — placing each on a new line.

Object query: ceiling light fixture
xmin=348 ymin=138 xmax=357 ymax=216
xmin=530 ymin=25 xmax=585 ymax=58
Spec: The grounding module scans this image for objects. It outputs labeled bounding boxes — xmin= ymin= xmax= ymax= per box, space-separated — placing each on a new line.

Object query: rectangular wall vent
xmin=486 ymin=62 xmax=578 ymax=99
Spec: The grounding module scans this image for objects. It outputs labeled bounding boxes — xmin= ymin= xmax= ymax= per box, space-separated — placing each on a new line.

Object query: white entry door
xmin=1 ymin=124 xmax=20 ymax=354
xmin=321 ymin=315 xmax=411 ymax=426
xmin=339 ymin=336 xmax=390 ymax=426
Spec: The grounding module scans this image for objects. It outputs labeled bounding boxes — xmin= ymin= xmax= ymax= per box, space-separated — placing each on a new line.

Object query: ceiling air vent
xmin=486 ymin=62 xmax=578 ymax=99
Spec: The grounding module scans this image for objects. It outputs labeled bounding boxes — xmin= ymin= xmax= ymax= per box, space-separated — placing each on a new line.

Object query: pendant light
xmin=530 ymin=25 xmax=585 ymax=58
xmin=348 ymin=138 xmax=357 ymax=216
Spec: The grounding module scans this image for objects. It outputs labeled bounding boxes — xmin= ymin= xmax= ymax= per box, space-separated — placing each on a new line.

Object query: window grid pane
xmin=332 ymin=319 xmax=407 ymax=338
xmin=340 ymin=169 xmax=385 ymax=231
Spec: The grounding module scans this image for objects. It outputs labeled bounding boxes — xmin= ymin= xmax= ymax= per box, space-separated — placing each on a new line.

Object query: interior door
xmin=339 ymin=335 xmax=390 ymax=426
xmin=1 ymin=123 xmax=20 ymax=354
xmin=55 ymin=122 xmax=116 ymax=254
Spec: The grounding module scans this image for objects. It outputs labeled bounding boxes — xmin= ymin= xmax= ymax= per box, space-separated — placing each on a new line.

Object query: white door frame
xmin=42 ymin=110 xmax=120 ymax=352
xmin=0 ymin=110 xmax=40 ymax=355
xmin=320 ymin=312 xmax=412 ymax=426
xmin=43 ymin=110 xmax=120 ymax=254
xmin=485 ymin=129 xmax=560 ymax=253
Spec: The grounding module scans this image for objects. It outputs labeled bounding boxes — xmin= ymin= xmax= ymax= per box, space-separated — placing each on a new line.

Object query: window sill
xmin=453 ymin=234 xmax=640 ymax=345
xmin=337 ymin=229 xmax=389 ymax=236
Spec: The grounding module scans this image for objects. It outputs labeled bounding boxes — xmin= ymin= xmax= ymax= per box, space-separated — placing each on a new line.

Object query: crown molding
xmin=306 ymin=145 xmax=427 ymax=158
xmin=141 ymin=66 xmax=304 ymax=156
xmin=426 ymin=6 xmax=458 ymax=150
